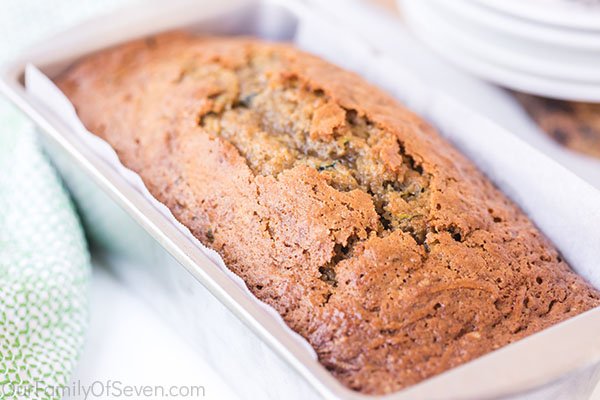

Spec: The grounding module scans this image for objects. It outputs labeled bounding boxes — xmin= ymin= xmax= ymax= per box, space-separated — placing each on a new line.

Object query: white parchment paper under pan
xmin=2 ymin=0 xmax=600 ymax=399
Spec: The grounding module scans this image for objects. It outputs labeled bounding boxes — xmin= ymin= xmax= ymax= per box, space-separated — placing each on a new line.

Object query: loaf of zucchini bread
xmin=56 ymin=32 xmax=600 ymax=394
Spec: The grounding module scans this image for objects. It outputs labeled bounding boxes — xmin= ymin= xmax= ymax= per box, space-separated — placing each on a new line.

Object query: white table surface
xmin=69 ymin=264 xmax=240 ymax=400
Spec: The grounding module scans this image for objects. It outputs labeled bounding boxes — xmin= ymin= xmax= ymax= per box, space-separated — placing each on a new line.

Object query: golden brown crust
xmin=56 ymin=32 xmax=600 ymax=394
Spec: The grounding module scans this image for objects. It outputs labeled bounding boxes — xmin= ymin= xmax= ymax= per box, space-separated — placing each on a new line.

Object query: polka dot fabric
xmin=0 ymin=109 xmax=90 ymax=399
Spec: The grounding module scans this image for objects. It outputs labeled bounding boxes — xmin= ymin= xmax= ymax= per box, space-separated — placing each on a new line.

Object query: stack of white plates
xmin=400 ymin=0 xmax=600 ymax=101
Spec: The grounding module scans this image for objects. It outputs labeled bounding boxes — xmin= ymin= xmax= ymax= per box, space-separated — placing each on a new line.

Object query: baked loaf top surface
xmin=57 ymin=32 xmax=600 ymax=394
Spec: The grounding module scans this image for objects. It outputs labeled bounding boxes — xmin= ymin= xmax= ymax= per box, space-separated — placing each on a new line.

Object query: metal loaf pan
xmin=2 ymin=0 xmax=600 ymax=399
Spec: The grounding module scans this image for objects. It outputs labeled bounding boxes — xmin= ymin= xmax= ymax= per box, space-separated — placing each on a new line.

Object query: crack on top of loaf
xmin=192 ymin=58 xmax=434 ymax=258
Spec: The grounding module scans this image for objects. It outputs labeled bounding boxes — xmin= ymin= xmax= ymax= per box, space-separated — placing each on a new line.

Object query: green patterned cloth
xmin=0 ymin=106 xmax=90 ymax=399
xmin=0 ymin=1 xmax=132 ymax=397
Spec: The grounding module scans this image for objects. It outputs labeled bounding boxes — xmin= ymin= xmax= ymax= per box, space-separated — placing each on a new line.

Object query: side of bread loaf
xmin=56 ymin=32 xmax=600 ymax=394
